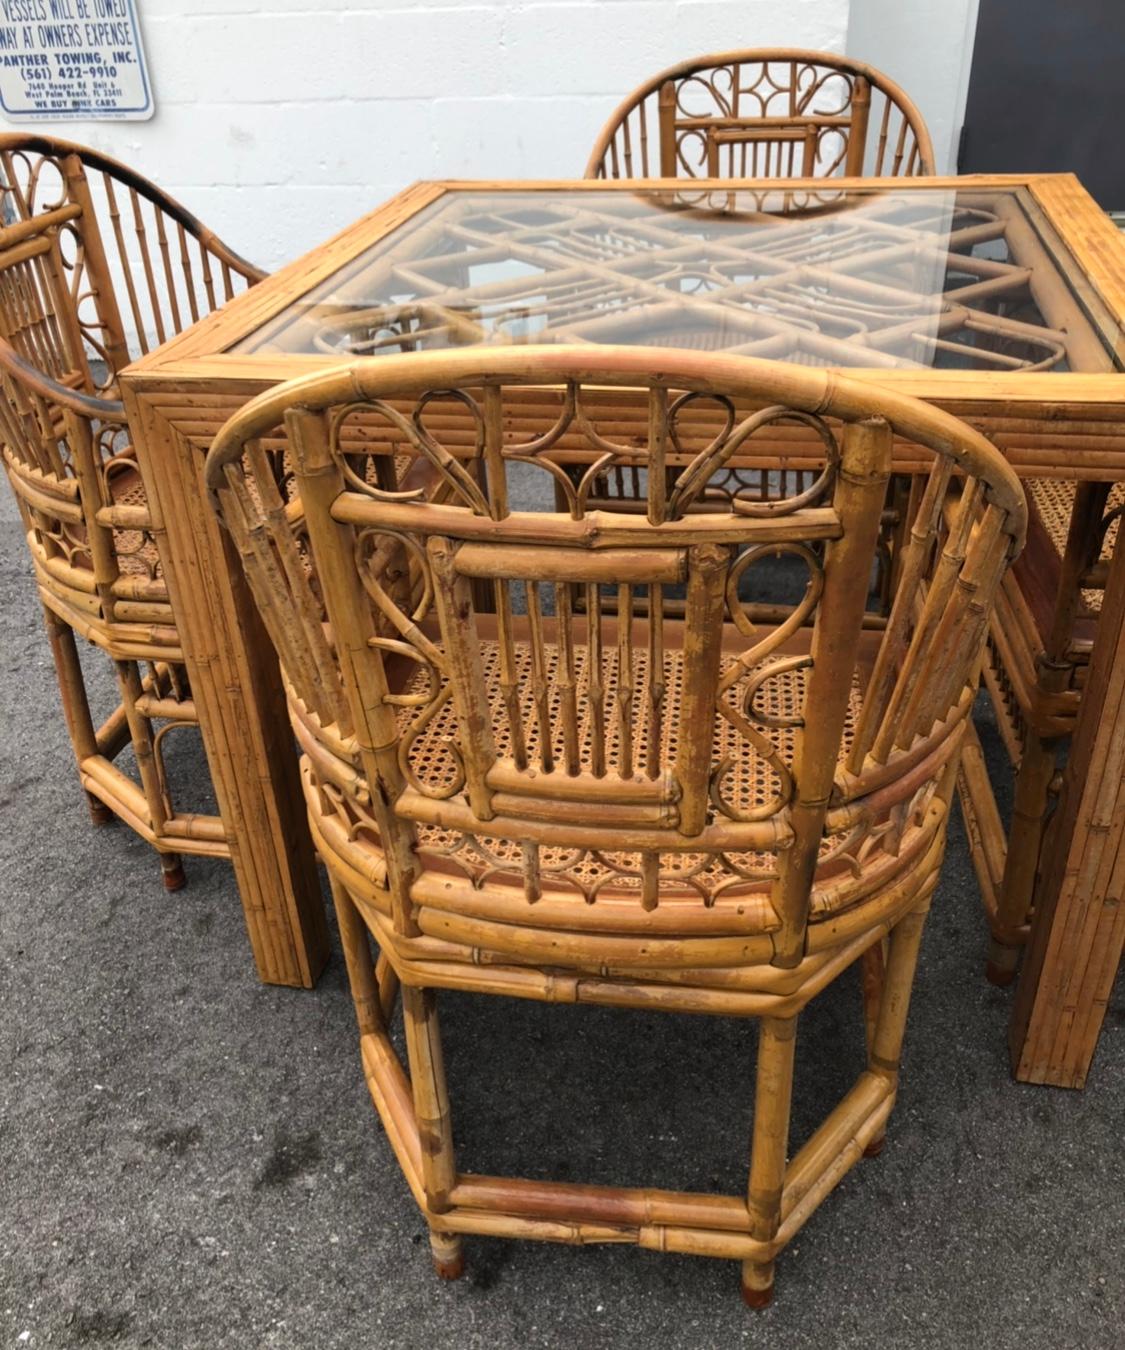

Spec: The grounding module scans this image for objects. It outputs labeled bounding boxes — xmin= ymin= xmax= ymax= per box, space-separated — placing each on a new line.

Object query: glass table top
xmin=235 ymin=185 xmax=1121 ymax=374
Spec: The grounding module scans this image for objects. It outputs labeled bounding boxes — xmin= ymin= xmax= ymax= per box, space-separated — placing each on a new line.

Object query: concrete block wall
xmin=10 ymin=0 xmax=851 ymax=273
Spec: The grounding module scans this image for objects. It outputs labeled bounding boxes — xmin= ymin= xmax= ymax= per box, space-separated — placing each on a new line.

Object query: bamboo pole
xmin=742 ymin=1015 xmax=797 ymax=1307
xmin=771 ymin=417 xmax=892 ymax=966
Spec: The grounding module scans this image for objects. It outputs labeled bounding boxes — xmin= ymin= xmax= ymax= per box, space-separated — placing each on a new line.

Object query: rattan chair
xmin=206 ymin=346 xmax=1023 ymax=1305
xmin=958 ymin=478 xmax=1122 ymax=981
xmin=586 ymin=50 xmax=936 ymax=181
xmin=0 ymin=135 xmax=264 ymax=886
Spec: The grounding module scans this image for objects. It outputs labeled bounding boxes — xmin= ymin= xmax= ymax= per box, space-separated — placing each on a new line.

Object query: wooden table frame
xmin=120 ymin=174 xmax=1125 ymax=1087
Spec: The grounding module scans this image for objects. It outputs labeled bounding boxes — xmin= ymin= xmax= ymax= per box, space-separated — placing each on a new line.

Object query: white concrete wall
xmin=846 ymin=0 xmax=979 ymax=173
xmin=4 ymin=1 xmax=978 ymax=272
xmin=4 ymin=0 xmax=850 ymax=274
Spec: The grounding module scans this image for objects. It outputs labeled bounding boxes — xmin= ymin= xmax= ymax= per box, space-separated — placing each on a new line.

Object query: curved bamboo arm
xmin=204 ymin=345 xmax=1024 ymax=549
xmin=584 ymin=48 xmax=937 ymax=179
xmin=0 ymin=336 xmax=127 ymax=425
xmin=0 ymin=131 xmax=265 ymax=284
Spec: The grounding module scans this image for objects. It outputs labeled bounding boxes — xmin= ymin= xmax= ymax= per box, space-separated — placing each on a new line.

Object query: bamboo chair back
xmin=0 ymin=133 xmax=264 ymax=381
xmin=586 ymin=50 xmax=936 ymax=181
xmin=0 ymin=207 xmax=90 ymax=388
xmin=0 ymin=135 xmax=264 ymax=612
xmin=0 ymin=218 xmax=125 ymax=626
xmin=0 ymin=354 xmax=108 ymax=609
xmin=208 ymin=348 xmax=1024 ymax=966
xmin=0 ymin=138 xmax=260 ymax=883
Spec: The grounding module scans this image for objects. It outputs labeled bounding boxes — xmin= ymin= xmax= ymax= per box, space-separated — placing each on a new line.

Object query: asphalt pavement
xmin=0 ymin=513 xmax=1121 ymax=1350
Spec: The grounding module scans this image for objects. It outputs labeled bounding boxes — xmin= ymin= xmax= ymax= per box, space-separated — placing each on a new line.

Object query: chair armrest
xmin=0 ymin=340 xmax=127 ymax=425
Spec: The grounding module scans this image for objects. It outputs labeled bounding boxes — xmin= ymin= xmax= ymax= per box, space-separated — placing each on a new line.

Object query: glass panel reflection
xmin=236 ymin=186 xmax=1119 ymax=373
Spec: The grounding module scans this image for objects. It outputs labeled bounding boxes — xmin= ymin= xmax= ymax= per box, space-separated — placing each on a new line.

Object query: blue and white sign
xmin=0 ymin=0 xmax=153 ymax=121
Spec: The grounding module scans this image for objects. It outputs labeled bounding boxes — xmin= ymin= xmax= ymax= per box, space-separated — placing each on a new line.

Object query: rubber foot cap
xmin=162 ymin=863 xmax=187 ymax=892
xmin=741 ymin=1282 xmax=774 ymax=1310
xmin=433 ymin=1253 xmax=465 ymax=1281
xmin=985 ymin=960 xmax=1017 ymax=987
xmin=863 ymin=1136 xmax=886 ymax=1159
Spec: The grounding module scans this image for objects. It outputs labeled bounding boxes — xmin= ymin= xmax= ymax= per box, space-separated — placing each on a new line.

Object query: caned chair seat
xmin=1023 ymin=477 xmax=1123 ymax=617
xmin=586 ymin=50 xmax=936 ymax=182
xmin=106 ymin=463 xmax=167 ymax=583
xmin=207 ymin=346 xmax=1023 ymax=1306
xmin=0 ymin=133 xmax=263 ymax=885
xmin=298 ymin=618 xmax=900 ymax=951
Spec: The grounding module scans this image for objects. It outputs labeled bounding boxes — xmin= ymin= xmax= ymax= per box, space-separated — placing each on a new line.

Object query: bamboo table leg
xmin=1009 ymin=514 xmax=1125 ymax=1088
xmin=123 ymin=384 xmax=329 ymax=988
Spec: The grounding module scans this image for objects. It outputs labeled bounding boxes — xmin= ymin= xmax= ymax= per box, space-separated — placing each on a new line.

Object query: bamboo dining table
xmin=118 ymin=173 xmax=1125 ymax=1087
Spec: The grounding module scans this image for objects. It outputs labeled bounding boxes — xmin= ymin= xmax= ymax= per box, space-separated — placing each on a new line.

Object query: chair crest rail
xmin=585 ymin=50 xmax=936 ymax=182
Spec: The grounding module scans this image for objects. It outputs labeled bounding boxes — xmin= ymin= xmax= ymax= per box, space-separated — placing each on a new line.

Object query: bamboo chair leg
xmin=859 ymin=940 xmax=888 ymax=1158
xmin=427 ymin=1227 xmax=464 ymax=1279
xmin=375 ymin=949 xmax=401 ymax=1025
xmin=88 ymin=798 xmax=115 ymax=826
xmin=113 ymin=659 xmax=183 ymax=890
xmin=41 ymin=605 xmax=112 ymax=824
xmin=987 ymin=731 xmax=1058 ymax=986
xmin=867 ymin=900 xmax=930 ymax=1107
xmin=401 ymin=985 xmax=464 ymax=1281
xmin=159 ymin=853 xmax=186 ymax=891
xmin=860 ymin=940 xmax=885 ymax=1053
xmin=329 ymin=875 xmax=385 ymax=1038
xmin=329 ymin=884 xmax=462 ymax=1265
xmin=742 ymin=1015 xmax=797 ymax=1310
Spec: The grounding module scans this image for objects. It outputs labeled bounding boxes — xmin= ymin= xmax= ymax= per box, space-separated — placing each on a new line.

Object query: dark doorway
xmin=958 ymin=0 xmax=1125 ymax=210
